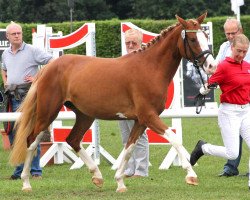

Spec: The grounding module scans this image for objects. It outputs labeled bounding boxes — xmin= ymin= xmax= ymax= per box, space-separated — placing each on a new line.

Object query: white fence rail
xmin=0 ymin=107 xmax=218 ymax=122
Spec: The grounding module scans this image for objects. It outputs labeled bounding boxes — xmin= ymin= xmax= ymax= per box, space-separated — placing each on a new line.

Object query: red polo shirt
xmin=208 ymin=57 xmax=250 ymax=105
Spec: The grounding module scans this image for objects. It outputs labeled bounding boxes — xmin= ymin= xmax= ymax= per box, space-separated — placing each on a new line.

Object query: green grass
xmin=0 ymin=89 xmax=249 ymax=199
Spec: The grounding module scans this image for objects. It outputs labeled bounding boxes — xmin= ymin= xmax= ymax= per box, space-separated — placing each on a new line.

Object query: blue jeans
xmin=9 ymin=98 xmax=42 ymax=177
xmin=223 ymin=135 xmax=242 ymax=176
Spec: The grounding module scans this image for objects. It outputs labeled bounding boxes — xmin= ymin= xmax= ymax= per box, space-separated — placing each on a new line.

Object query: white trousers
xmin=203 ymin=103 xmax=250 ymax=159
xmin=118 ymin=120 xmax=149 ymax=177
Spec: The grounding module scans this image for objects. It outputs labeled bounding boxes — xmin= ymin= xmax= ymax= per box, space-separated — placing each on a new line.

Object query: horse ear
xmin=196 ymin=11 xmax=207 ymax=24
xmin=175 ymin=14 xmax=187 ymax=29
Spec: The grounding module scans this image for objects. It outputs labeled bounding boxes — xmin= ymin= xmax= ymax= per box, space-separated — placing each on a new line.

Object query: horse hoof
xmin=92 ymin=177 xmax=104 ymax=188
xmin=185 ymin=176 xmax=198 ymax=186
xmin=22 ymin=187 xmax=32 ymax=192
xmin=116 ymin=187 xmax=127 ymax=193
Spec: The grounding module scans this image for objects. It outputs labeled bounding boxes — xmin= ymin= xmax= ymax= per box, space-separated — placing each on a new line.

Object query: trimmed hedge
xmin=1 ymin=16 xmax=250 ymax=84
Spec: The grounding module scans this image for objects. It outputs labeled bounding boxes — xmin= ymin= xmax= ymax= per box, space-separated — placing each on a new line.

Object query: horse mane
xmin=133 ymin=18 xmax=199 ymax=53
xmin=133 ymin=22 xmax=181 ymax=53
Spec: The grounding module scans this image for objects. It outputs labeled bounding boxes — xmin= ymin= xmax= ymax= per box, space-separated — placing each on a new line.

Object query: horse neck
xmin=143 ymin=26 xmax=182 ymax=81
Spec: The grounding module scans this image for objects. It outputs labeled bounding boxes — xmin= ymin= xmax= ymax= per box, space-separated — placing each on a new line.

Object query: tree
xmin=0 ymin=0 xmax=249 ymax=23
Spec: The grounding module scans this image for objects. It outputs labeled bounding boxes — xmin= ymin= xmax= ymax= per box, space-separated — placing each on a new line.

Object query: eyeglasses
xmin=225 ymin=29 xmax=239 ymax=36
xmin=125 ymin=41 xmax=138 ymax=46
xmin=8 ymin=32 xmax=22 ymax=36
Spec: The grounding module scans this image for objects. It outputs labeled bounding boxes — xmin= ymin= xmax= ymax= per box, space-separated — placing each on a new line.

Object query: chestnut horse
xmin=10 ymin=12 xmax=216 ymax=192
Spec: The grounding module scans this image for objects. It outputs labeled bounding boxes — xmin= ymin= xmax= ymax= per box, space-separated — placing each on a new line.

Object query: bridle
xmin=182 ymin=29 xmax=213 ymax=114
xmin=182 ymin=29 xmax=212 ymax=72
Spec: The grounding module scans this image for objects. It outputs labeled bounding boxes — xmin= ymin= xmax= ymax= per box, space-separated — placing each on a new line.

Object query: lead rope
xmin=193 ymin=67 xmax=207 ymax=114
xmin=193 ymin=74 xmax=218 ymax=114
xmin=193 ymin=55 xmax=208 ymax=114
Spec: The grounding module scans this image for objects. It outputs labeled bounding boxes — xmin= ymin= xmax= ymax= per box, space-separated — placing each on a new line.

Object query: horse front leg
xmin=115 ymin=123 xmax=145 ymax=193
xmin=21 ymin=131 xmax=44 ymax=192
xmin=115 ymin=143 xmax=136 ymax=192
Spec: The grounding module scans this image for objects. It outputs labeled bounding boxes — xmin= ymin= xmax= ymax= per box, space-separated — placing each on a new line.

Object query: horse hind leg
xmin=21 ymin=131 xmax=46 ymax=192
xmin=21 ymin=93 xmax=63 ymax=191
xmin=164 ymin=128 xmax=198 ymax=185
xmin=19 ymin=89 xmax=63 ymax=191
xmin=145 ymin=115 xmax=198 ymax=186
xmin=65 ymin=108 xmax=103 ymax=188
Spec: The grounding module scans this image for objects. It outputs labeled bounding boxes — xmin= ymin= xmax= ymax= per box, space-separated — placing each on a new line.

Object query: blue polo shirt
xmin=1 ymin=42 xmax=52 ymax=85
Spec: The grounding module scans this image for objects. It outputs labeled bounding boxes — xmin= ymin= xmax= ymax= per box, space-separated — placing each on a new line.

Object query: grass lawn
xmin=0 ymin=89 xmax=249 ymax=199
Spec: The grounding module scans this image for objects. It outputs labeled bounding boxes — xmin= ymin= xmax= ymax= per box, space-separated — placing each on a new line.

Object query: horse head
xmin=176 ymin=12 xmax=217 ymax=75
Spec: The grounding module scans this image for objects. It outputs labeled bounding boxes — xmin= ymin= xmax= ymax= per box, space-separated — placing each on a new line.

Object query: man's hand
xmin=24 ymin=75 xmax=35 ymax=83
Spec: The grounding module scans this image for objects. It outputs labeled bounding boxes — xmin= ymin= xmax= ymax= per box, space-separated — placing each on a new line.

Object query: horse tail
xmin=9 ymin=74 xmax=40 ymax=166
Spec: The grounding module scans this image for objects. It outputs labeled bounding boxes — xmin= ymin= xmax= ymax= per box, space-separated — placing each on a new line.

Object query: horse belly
xmin=69 ymin=86 xmax=134 ymax=120
xmin=77 ymin=99 xmax=133 ymax=120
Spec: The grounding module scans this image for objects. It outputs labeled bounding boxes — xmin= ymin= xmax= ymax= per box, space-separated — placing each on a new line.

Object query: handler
xmin=216 ymin=17 xmax=250 ymax=177
xmin=190 ymin=34 xmax=250 ymax=189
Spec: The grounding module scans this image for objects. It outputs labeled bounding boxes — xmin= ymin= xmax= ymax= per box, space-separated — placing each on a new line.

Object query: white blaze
xmin=196 ymin=30 xmax=217 ymax=75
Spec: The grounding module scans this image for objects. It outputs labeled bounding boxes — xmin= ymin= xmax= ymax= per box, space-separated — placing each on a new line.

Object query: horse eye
xmin=190 ymin=38 xmax=196 ymax=43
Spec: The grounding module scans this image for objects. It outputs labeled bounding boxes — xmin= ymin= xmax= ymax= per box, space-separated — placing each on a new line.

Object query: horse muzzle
xmin=202 ymin=55 xmax=217 ymax=75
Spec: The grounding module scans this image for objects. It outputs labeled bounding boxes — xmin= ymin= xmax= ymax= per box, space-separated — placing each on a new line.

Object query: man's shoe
xmin=190 ymin=140 xmax=206 ymax=166
xmin=9 ymin=175 xmax=21 ymax=180
xmin=238 ymin=172 xmax=248 ymax=177
xmin=32 ymin=174 xmax=42 ymax=180
xmin=125 ymin=174 xmax=144 ymax=178
xmin=218 ymin=171 xmax=234 ymax=177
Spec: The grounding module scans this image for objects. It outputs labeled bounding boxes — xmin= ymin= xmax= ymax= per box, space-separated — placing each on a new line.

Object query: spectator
xmin=118 ymin=28 xmax=149 ymax=178
xmin=1 ymin=21 xmax=53 ymax=180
